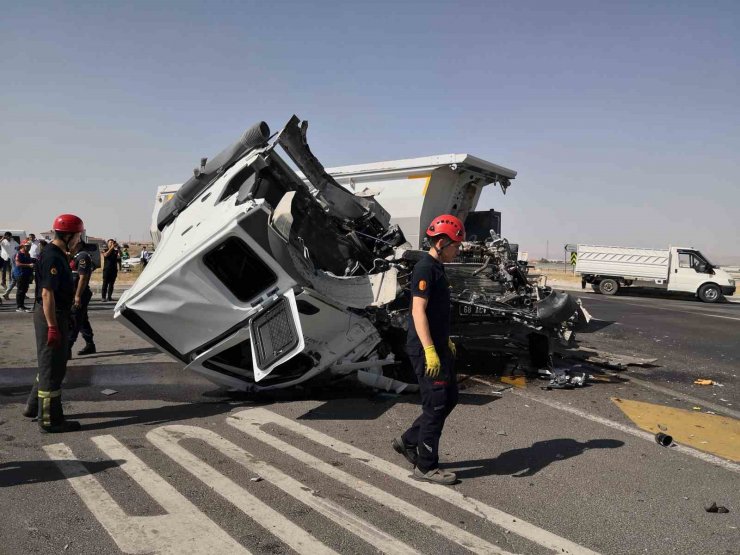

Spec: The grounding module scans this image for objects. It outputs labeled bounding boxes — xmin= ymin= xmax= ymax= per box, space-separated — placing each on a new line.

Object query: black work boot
xmin=22 ymin=399 xmax=38 ymax=418
xmin=392 ymin=436 xmax=418 ymax=466
xmin=39 ymin=420 xmax=82 ymax=433
xmin=77 ymin=343 xmax=96 ymax=356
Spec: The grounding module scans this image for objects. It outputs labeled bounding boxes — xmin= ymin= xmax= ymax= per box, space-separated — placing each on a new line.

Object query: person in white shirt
xmin=1 ymin=232 xmax=20 ymax=296
xmin=28 ymin=234 xmax=41 ymax=260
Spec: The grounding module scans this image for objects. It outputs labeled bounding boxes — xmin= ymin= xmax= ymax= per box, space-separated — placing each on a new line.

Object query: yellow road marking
xmin=500 ymin=376 xmax=527 ymax=389
xmin=612 ymin=398 xmax=740 ymax=462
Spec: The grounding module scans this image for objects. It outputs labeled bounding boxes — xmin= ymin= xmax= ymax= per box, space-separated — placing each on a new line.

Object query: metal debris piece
xmin=250 ymin=476 xmax=263 ymax=483
xmin=655 ymin=433 xmax=673 ymax=447
xmin=100 ymin=389 xmax=118 ymax=396
xmin=705 ymin=502 xmax=730 ymax=514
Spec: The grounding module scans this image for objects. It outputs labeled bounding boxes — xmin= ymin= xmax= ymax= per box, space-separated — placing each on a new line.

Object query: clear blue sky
xmin=2 ymin=1 xmax=738 ymax=261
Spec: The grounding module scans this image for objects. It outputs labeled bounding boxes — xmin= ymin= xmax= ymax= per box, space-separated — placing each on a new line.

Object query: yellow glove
xmin=448 ymin=338 xmax=456 ymax=358
xmin=423 ymin=345 xmax=441 ymax=378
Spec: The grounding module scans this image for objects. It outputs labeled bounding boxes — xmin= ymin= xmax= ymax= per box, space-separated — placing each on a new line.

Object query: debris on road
xmin=250 ymin=476 xmax=263 ymax=483
xmin=540 ymin=367 xmax=588 ymax=390
xmin=100 ymin=389 xmax=118 ymax=396
xmin=694 ymin=379 xmax=715 ymax=386
xmin=705 ymin=502 xmax=730 ymax=514
xmin=655 ymin=432 xmax=673 ymax=447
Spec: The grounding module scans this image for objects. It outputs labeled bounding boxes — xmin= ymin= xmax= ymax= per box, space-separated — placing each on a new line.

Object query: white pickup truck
xmin=576 ymin=244 xmax=736 ymax=303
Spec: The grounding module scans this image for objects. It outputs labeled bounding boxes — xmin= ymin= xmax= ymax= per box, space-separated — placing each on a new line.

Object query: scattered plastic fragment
xmin=496 ymin=431 xmax=507 ymax=436
xmin=705 ymin=502 xmax=730 ymax=514
xmin=692 ymin=406 xmax=702 ymax=411
xmin=250 ymin=476 xmax=263 ymax=483
xmin=694 ymin=379 xmax=714 ymax=386
xmin=101 ymin=389 xmax=118 ymax=396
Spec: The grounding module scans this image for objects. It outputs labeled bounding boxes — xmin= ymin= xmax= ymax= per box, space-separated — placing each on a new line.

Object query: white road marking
xmin=229 ymin=408 xmax=600 ymax=555
xmin=148 ymin=424 xmax=420 ymax=555
xmin=510 ymin=390 xmax=740 ymax=474
xmin=578 ymin=294 xmax=740 ymax=321
xmin=43 ymin=438 xmax=249 ymax=555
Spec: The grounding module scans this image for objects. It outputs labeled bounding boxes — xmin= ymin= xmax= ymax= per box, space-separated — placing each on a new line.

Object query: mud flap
xmin=249 ymin=289 xmax=305 ymax=381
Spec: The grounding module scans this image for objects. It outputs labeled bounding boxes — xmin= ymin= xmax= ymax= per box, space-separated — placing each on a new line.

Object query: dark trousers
xmin=26 ymin=308 xmax=71 ymax=427
xmin=102 ymin=270 xmax=117 ymax=299
xmin=0 ymin=259 xmax=7 ymax=285
xmin=15 ymin=274 xmax=31 ymax=308
xmin=70 ymin=289 xmax=94 ymax=346
xmin=401 ymin=348 xmax=458 ymax=472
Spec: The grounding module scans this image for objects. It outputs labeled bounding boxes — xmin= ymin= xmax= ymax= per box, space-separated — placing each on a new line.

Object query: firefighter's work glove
xmin=47 ymin=325 xmax=62 ymax=349
xmin=423 ymin=345 xmax=441 ymax=378
xmin=448 ymin=338 xmax=457 ymax=358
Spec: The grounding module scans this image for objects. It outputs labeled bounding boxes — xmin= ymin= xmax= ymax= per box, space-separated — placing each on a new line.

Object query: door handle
xmin=674 ymin=269 xmax=678 ymax=273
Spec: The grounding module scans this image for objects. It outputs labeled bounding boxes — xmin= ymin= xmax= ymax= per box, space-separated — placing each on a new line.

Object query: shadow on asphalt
xmin=69 ymin=401 xmax=236 ymax=431
xmin=203 ymin=381 xmax=502 ymax=422
xmin=0 ymin=459 xmax=124 ymax=487
xmin=443 ymin=438 xmax=625 ymax=478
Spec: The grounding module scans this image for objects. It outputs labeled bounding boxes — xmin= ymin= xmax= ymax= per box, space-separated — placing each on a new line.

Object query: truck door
xmin=668 ymin=249 xmax=712 ymax=293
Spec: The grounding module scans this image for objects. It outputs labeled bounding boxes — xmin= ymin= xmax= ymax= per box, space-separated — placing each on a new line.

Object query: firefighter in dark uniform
xmin=69 ymin=236 xmax=96 ymax=357
xmin=392 ymin=214 xmax=465 ymax=485
xmin=22 ymin=214 xmax=84 ymax=433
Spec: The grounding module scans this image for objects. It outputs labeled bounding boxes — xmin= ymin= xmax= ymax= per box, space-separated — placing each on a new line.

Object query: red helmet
xmin=53 ymin=214 xmax=84 ymax=233
xmin=426 ymin=214 xmax=465 ymax=242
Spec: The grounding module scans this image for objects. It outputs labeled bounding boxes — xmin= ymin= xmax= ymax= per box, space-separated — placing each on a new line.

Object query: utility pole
xmin=546 ymin=240 xmax=549 ymax=261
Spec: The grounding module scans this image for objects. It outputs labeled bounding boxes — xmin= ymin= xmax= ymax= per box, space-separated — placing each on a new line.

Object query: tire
xmin=698 ymin=283 xmax=721 ymax=303
xmin=599 ymin=279 xmax=619 ymax=295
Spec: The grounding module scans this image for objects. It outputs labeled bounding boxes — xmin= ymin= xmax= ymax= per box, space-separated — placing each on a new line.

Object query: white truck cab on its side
xmin=576 ymin=245 xmax=736 ymax=303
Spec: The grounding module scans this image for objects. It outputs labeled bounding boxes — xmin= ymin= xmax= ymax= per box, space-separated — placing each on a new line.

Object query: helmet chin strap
xmin=432 ymin=237 xmax=453 ymax=255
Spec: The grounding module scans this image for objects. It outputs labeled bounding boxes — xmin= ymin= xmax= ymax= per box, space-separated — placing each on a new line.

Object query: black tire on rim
xmin=698 ymin=283 xmax=721 ymax=303
xmin=599 ymin=279 xmax=619 ymax=295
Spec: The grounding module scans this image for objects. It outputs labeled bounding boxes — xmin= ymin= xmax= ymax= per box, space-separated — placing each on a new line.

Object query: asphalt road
xmin=1 ymin=300 xmax=738 ymax=555
xmin=571 ymin=289 xmax=740 ymax=407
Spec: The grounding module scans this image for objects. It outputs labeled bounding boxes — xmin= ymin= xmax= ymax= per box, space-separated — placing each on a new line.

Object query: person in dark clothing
xmin=101 ymin=238 xmax=120 ymax=301
xmin=69 ymin=238 xmax=96 ymax=356
xmin=23 ymin=214 xmax=85 ymax=433
xmin=392 ymin=214 xmax=465 ymax=485
xmin=13 ymin=243 xmax=34 ymax=312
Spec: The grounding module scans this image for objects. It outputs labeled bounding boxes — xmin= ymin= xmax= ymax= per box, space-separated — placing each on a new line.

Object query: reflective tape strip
xmin=38 ymin=389 xmax=62 ymax=398
xmin=42 ymin=398 xmax=51 ymax=427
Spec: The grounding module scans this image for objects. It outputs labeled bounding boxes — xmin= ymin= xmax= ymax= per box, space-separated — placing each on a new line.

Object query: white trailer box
xmin=152 ymin=155 xmax=516 ymax=248
xmin=576 ymin=244 xmax=735 ymax=302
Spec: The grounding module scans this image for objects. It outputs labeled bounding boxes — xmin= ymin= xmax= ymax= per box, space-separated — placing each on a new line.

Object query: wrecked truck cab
xmin=124 ymin=115 xmax=586 ymax=392
xmin=116 ymin=116 xmax=407 ymax=391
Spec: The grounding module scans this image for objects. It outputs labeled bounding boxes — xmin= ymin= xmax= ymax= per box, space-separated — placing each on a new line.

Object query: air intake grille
xmin=252 ymin=297 xmax=299 ymax=368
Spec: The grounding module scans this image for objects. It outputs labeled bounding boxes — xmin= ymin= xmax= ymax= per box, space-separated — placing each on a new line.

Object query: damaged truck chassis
xmin=116 ymin=116 xmax=587 ymax=392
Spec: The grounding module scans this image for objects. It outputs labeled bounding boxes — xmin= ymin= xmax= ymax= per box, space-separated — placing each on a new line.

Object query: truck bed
xmin=576 ymin=245 xmax=669 ymax=280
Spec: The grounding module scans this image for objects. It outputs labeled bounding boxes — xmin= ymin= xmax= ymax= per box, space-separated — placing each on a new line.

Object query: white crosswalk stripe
xmin=43 ymin=408 xmax=601 ymax=554
xmin=229 ymin=408 xmax=601 ymax=555
xmin=43 ymin=438 xmax=250 ymax=555
xmin=148 ymin=424 xmax=421 ymax=555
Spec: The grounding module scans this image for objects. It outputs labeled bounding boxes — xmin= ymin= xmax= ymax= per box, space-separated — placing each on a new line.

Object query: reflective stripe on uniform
xmin=38 ymin=389 xmax=62 ymax=398
xmin=38 ymin=389 xmax=62 ymax=427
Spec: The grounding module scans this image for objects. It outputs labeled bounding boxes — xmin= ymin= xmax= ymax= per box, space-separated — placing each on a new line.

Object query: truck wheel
xmin=599 ymin=279 xmax=619 ymax=295
xmin=698 ymin=283 xmax=721 ymax=303
xmin=591 ymin=284 xmax=601 ymax=293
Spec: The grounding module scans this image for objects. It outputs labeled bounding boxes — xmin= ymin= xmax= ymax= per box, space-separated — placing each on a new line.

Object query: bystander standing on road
xmin=23 ymin=214 xmax=85 ymax=433
xmin=140 ymin=246 xmax=150 ymax=268
xmin=1 ymin=231 xmax=20 ymax=300
xmin=69 ymin=236 xmax=96 ymax=357
xmin=393 ymin=214 xmax=465 ymax=486
xmin=101 ymin=239 xmax=120 ymax=301
xmin=28 ymin=234 xmax=41 ymax=260
xmin=12 ymin=243 xmax=34 ymax=312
